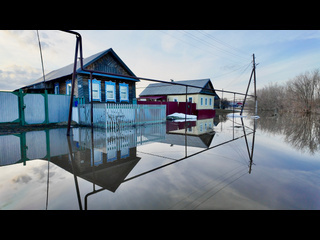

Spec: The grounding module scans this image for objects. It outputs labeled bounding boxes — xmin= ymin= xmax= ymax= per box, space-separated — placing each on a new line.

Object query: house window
xmin=205 ymin=98 xmax=208 ymax=106
xmin=105 ymin=81 xmax=116 ymax=102
xmin=66 ymin=80 xmax=71 ymax=95
xmin=54 ymin=83 xmax=59 ymax=94
xmin=88 ymin=79 xmax=101 ymax=102
xmin=200 ymin=97 xmax=203 ymax=106
xmin=188 ymin=97 xmax=192 ymax=103
xmin=119 ymin=83 xmax=129 ymax=102
xmin=209 ymin=97 xmax=212 ymax=106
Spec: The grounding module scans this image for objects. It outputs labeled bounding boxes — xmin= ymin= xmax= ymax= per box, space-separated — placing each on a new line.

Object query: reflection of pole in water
xmin=240 ymin=117 xmax=256 ymax=174
xmin=67 ymin=135 xmax=83 ymax=210
xmin=249 ymin=117 xmax=257 ymax=174
xmin=185 ymin=85 xmax=188 ymax=158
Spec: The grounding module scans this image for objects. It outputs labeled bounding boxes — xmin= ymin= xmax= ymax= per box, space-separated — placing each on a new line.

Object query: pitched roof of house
xmin=139 ymin=79 xmax=218 ymax=97
xmin=22 ymin=48 xmax=137 ymax=89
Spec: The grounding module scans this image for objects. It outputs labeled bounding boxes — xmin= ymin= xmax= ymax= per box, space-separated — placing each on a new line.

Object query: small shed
xmin=19 ymin=48 xmax=139 ymax=104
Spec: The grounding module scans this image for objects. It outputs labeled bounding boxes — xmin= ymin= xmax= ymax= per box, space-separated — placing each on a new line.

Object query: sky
xmin=0 ymin=30 xmax=319 ymax=99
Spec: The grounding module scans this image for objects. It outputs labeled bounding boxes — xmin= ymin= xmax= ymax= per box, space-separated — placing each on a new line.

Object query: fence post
xmin=18 ymin=89 xmax=26 ymax=126
xmin=19 ymin=132 xmax=27 ymax=165
xmin=44 ymin=90 xmax=49 ymax=124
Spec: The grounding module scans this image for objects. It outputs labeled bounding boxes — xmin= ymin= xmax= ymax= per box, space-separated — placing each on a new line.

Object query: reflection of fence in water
xmin=0 ymin=123 xmax=166 ymax=167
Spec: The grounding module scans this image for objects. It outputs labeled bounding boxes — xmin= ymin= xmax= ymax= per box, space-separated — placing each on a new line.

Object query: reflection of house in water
xmin=164 ymin=118 xmax=216 ymax=148
xmin=51 ymin=143 xmax=141 ymax=193
xmin=0 ymin=124 xmax=166 ymax=192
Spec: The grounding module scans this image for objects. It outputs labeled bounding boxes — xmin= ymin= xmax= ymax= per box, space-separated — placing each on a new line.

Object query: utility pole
xmin=252 ymin=54 xmax=258 ymax=116
xmin=36 ymin=30 xmax=46 ymax=90
xmin=240 ymin=54 xmax=257 ymax=116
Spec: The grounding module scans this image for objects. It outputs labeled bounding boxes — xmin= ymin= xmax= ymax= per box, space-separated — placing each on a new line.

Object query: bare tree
xmin=254 ymin=82 xmax=285 ymax=112
xmin=253 ymin=68 xmax=320 ymax=114
xmin=286 ymin=69 xmax=320 ymax=113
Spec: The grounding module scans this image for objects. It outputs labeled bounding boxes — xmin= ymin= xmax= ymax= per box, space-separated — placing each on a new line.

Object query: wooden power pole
xmin=240 ymin=54 xmax=257 ymax=116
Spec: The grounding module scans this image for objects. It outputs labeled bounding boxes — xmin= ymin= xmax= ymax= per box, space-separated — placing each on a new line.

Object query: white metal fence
xmin=78 ymin=103 xmax=166 ymax=129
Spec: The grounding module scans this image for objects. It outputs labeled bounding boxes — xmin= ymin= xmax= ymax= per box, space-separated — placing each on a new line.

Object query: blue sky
xmin=0 ymin=30 xmax=319 ymax=99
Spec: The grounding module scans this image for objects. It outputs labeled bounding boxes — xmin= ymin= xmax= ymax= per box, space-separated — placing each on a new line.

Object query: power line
xmin=212 ymin=62 xmax=252 ymax=80
xmin=191 ymin=170 xmax=248 ymax=209
xmin=179 ymin=30 xmax=250 ymax=62
xmin=222 ymin=62 xmax=253 ymax=89
xmin=197 ymin=30 xmax=250 ymax=57
xmin=159 ymin=30 xmax=245 ymax=65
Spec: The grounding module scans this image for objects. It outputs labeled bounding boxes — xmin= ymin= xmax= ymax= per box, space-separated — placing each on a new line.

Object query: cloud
xmin=3 ymin=30 xmax=54 ymax=50
xmin=0 ymin=64 xmax=42 ymax=90
xmin=12 ymin=174 xmax=32 ymax=184
xmin=3 ymin=30 xmax=37 ymax=48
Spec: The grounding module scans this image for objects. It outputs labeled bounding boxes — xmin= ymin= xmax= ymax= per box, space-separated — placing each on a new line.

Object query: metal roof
xmin=139 ymin=79 xmax=217 ymax=96
xmin=22 ymin=48 xmax=137 ymax=89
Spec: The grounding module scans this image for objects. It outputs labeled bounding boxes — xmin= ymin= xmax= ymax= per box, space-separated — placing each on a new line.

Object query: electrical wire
xmin=197 ymin=30 xmax=250 ymax=57
xmin=168 ymin=164 xmax=246 ymax=209
xmin=159 ymin=30 xmax=245 ymax=65
xmin=180 ymin=30 xmax=250 ymax=62
xmin=229 ymin=62 xmax=252 ymax=82
xmin=212 ymin=62 xmax=252 ymax=80
xmin=191 ymin=169 xmax=248 ymax=209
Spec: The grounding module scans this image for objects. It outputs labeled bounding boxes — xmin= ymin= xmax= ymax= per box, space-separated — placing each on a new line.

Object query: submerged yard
xmin=1 ymin=112 xmax=320 ymax=210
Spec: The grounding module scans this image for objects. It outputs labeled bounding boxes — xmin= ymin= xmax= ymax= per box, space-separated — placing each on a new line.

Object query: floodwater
xmin=1 ymin=112 xmax=320 ymax=210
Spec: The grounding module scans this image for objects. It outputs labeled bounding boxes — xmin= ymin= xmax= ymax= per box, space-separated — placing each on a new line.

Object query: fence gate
xmin=23 ymin=93 xmax=46 ymax=124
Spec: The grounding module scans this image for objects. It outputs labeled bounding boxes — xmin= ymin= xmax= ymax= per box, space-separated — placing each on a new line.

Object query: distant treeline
xmin=253 ymin=112 xmax=320 ymax=155
xmin=249 ymin=68 xmax=320 ymax=114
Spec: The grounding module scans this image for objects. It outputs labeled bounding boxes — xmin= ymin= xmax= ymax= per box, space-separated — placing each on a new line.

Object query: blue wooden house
xmin=20 ymin=48 xmax=139 ymax=104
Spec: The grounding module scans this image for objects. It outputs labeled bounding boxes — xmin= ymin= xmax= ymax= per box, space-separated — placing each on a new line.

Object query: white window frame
xmin=105 ymin=81 xmax=116 ymax=102
xmin=119 ymin=82 xmax=129 ymax=102
xmin=54 ymin=83 xmax=59 ymax=94
xmin=66 ymin=80 xmax=71 ymax=95
xmin=88 ymin=78 xmax=102 ymax=102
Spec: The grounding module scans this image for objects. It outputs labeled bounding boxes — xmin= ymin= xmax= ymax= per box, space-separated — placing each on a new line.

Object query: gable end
xmin=85 ymin=52 xmax=131 ymax=76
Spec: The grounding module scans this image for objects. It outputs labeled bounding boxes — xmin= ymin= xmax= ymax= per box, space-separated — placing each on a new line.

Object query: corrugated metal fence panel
xmin=26 ymin=131 xmax=47 ymax=159
xmin=24 ymin=94 xmax=45 ymax=124
xmin=0 ymin=92 xmax=19 ymax=123
xmin=48 ymin=94 xmax=70 ymax=123
xmin=0 ymin=134 xmax=21 ymax=166
xmin=136 ymin=104 xmax=166 ymax=124
xmin=49 ymin=128 xmax=69 ymax=156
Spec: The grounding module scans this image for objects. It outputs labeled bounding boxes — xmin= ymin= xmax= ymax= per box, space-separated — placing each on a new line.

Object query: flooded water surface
xmin=1 ymin=112 xmax=320 ymax=210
